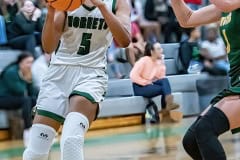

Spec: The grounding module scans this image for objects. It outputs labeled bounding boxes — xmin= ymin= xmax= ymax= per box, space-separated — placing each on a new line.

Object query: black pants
xmin=0 ymin=96 xmax=36 ymax=129
xmin=8 ymin=34 xmax=41 ymax=59
xmin=163 ymin=21 xmax=182 ymax=43
xmin=133 ymin=78 xmax=172 ymax=108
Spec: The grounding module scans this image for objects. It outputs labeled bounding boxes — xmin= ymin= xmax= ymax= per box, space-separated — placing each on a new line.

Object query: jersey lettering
xmin=220 ymin=13 xmax=232 ymax=27
xmin=68 ymin=16 xmax=108 ymax=30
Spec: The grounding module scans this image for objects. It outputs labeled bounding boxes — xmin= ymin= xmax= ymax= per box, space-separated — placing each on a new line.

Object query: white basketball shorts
xmin=35 ymin=64 xmax=108 ymax=123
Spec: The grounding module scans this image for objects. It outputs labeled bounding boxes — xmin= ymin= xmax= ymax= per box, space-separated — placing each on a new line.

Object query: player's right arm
xmin=42 ymin=5 xmax=66 ymax=54
xmin=170 ymin=0 xmax=222 ymax=28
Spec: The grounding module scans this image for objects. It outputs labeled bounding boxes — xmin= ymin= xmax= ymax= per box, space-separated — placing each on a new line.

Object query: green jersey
xmin=211 ymin=9 xmax=240 ymax=134
xmin=220 ymin=9 xmax=240 ymax=93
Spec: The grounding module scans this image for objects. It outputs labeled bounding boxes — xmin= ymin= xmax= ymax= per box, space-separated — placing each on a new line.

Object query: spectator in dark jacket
xmin=144 ymin=0 xmax=183 ymax=43
xmin=0 ymin=0 xmax=19 ymax=22
xmin=0 ymin=52 xmax=37 ymax=146
xmin=7 ymin=0 xmax=43 ymax=59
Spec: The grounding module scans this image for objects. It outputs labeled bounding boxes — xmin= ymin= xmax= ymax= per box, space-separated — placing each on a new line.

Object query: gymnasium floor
xmin=1 ymin=117 xmax=240 ymax=160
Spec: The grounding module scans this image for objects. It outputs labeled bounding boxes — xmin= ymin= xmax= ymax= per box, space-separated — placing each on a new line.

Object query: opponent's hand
xmin=89 ymin=0 xmax=105 ymax=7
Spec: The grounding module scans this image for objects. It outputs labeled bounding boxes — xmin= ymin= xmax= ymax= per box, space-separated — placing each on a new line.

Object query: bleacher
xmin=92 ymin=42 xmax=221 ymax=129
xmin=99 ymin=73 xmax=208 ymax=118
xmin=107 ymin=43 xmax=180 ymax=79
xmin=0 ymin=49 xmax=21 ymax=140
xmin=0 ymin=43 xmax=228 ymax=139
xmin=0 ymin=49 xmax=21 ymax=73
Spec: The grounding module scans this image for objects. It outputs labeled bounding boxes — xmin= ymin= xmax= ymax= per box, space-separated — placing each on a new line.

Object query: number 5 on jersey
xmin=77 ymin=33 xmax=92 ymax=55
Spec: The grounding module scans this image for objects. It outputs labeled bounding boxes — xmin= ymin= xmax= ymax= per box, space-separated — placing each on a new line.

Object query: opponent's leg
xmin=195 ymin=107 xmax=229 ymax=160
xmin=182 ymin=117 xmax=202 ymax=160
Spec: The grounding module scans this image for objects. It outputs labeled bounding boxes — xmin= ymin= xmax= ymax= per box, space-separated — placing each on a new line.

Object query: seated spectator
xmin=33 ymin=0 xmax=47 ymax=17
xmin=201 ymin=26 xmax=229 ymax=75
xmin=144 ymin=0 xmax=168 ymax=23
xmin=32 ymin=52 xmax=51 ymax=90
xmin=130 ymin=41 xmax=179 ymax=113
xmin=144 ymin=0 xmax=182 ymax=43
xmin=126 ymin=22 xmax=146 ymax=66
xmin=0 ymin=0 xmax=20 ymax=22
xmin=144 ymin=0 xmax=168 ymax=39
xmin=131 ymin=0 xmax=161 ymax=41
xmin=106 ymin=41 xmax=126 ymax=79
xmin=0 ymin=52 xmax=37 ymax=146
xmin=178 ymin=27 xmax=203 ymax=74
xmin=6 ymin=0 xmax=43 ymax=59
xmin=163 ymin=5 xmax=183 ymax=43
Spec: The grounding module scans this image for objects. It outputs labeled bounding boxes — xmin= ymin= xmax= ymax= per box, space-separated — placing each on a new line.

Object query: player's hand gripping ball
xmin=46 ymin=0 xmax=85 ymax=11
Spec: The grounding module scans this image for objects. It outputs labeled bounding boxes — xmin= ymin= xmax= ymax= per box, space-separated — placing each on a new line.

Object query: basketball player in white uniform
xmin=23 ymin=0 xmax=131 ymax=159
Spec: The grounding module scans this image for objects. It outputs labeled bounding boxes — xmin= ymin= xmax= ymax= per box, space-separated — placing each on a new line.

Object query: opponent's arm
xmin=210 ymin=0 xmax=240 ymax=12
xmin=170 ymin=0 xmax=222 ymax=28
xmin=91 ymin=0 xmax=131 ymax=48
xmin=42 ymin=5 xmax=66 ymax=54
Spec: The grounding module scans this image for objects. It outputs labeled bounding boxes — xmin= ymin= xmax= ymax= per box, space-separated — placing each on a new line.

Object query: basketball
xmin=47 ymin=0 xmax=84 ymax=11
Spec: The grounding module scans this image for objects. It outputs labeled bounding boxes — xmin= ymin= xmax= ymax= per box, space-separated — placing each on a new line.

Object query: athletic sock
xmin=23 ymin=124 xmax=56 ymax=160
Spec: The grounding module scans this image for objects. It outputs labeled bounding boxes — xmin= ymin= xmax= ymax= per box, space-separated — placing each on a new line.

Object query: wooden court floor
xmin=1 ymin=117 xmax=240 ymax=160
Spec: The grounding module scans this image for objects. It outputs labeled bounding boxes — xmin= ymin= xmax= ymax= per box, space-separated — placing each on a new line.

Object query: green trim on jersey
xmin=70 ymin=90 xmax=96 ymax=103
xmin=37 ymin=109 xmax=65 ymax=124
xmin=232 ymin=127 xmax=240 ymax=134
xmin=55 ymin=40 xmax=61 ymax=54
xmin=112 ymin=0 xmax=117 ymax=14
xmin=82 ymin=4 xmax=96 ymax=11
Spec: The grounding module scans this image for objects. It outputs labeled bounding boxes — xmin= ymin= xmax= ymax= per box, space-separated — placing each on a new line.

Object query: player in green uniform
xmin=170 ymin=0 xmax=240 ymax=159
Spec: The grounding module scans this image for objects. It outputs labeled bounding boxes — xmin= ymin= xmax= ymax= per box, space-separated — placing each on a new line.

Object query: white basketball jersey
xmin=50 ymin=0 xmax=116 ymax=68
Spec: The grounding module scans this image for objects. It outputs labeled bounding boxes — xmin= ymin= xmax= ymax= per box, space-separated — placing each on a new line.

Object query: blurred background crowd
xmin=0 ymin=0 xmax=230 ymax=79
xmin=0 ymin=0 xmax=230 ymax=144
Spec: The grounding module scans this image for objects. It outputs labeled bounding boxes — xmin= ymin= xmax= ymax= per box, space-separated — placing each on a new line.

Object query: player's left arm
xmin=91 ymin=0 xmax=131 ymax=48
xmin=210 ymin=0 xmax=240 ymax=12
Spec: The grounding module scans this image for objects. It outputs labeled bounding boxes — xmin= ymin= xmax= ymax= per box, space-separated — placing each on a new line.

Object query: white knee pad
xmin=23 ymin=124 xmax=56 ymax=160
xmin=61 ymin=112 xmax=89 ymax=160
xmin=62 ymin=135 xmax=84 ymax=160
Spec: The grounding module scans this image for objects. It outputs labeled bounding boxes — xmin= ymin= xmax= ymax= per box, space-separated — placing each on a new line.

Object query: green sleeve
xmin=3 ymin=68 xmax=26 ymax=96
